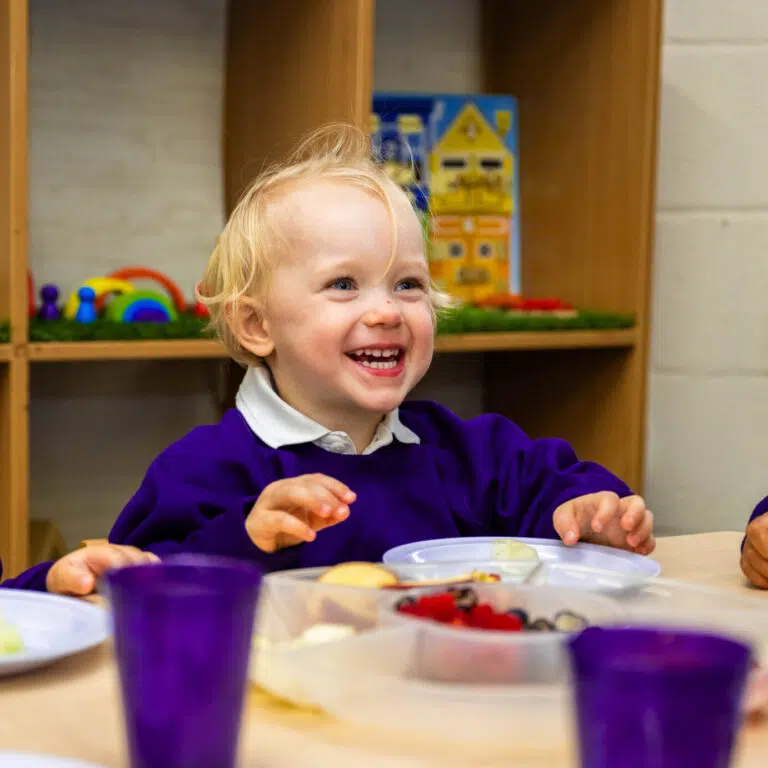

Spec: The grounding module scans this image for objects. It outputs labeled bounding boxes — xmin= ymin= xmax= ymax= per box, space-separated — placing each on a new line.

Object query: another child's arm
xmin=741 ymin=496 xmax=768 ymax=588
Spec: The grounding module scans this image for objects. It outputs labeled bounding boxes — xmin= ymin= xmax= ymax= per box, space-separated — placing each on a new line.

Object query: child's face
xmin=248 ymin=180 xmax=435 ymax=428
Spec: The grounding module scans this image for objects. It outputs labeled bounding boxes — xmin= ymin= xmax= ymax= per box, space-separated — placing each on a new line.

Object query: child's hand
xmin=46 ymin=544 xmax=159 ymax=596
xmin=741 ymin=513 xmax=768 ymax=588
xmin=553 ymin=492 xmax=655 ymax=554
xmin=246 ymin=473 xmax=355 ymax=553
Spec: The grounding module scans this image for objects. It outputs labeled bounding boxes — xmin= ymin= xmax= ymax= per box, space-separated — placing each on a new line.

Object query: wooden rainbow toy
xmin=53 ymin=268 xmax=191 ymax=324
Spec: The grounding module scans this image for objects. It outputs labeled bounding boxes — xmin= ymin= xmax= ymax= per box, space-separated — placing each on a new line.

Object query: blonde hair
xmin=198 ymin=123 xmax=452 ymax=366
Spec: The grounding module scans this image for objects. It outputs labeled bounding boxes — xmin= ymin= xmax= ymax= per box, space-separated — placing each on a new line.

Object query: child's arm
xmin=46 ymin=545 xmax=158 ymax=595
xmin=108 ymin=449 xmax=353 ymax=571
xmin=480 ymin=416 xmax=653 ymax=552
xmin=741 ymin=495 xmax=768 ymax=588
xmin=0 ymin=561 xmax=53 ymax=592
xmin=0 ymin=545 xmax=157 ymax=595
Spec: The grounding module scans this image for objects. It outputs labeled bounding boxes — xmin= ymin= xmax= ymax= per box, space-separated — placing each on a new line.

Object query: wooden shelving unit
xmin=0 ymin=0 xmax=662 ymax=575
xmin=23 ymin=329 xmax=637 ymax=364
xmin=27 ymin=339 xmax=227 ymax=363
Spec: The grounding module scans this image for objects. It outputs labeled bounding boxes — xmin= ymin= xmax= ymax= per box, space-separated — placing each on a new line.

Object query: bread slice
xmin=317 ymin=561 xmax=399 ymax=588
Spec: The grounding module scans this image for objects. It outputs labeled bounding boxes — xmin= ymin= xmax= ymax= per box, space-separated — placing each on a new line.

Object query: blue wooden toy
xmin=74 ymin=286 xmax=98 ymax=324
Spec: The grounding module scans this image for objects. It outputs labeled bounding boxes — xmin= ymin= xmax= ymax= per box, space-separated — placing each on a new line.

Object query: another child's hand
xmin=246 ymin=474 xmax=355 ymax=553
xmin=741 ymin=513 xmax=768 ymax=588
xmin=46 ymin=544 xmax=159 ymax=596
xmin=553 ymin=492 xmax=655 ymax=554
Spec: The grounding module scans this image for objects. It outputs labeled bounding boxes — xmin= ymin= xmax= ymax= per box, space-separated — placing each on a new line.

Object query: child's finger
xmin=742 ymin=546 xmax=768 ymax=589
xmin=299 ymin=478 xmax=351 ymax=519
xmin=268 ymin=509 xmax=317 ymax=543
xmin=590 ymin=492 xmax=620 ymax=534
xmin=309 ymin=474 xmax=356 ymax=505
xmin=272 ymin=482 xmax=341 ymax=518
xmin=743 ymin=542 xmax=768 ymax=586
xmin=109 ymin=546 xmax=160 ymax=567
xmin=747 ymin=519 xmax=768 ymax=560
xmin=552 ymin=502 xmax=580 ymax=546
xmin=311 ymin=503 xmax=351 ymax=532
xmin=82 ymin=545 xmax=148 ymax=576
xmin=626 ymin=511 xmax=654 ymax=548
xmin=634 ymin=535 xmax=656 ymax=556
xmin=619 ymin=495 xmax=647 ymax=532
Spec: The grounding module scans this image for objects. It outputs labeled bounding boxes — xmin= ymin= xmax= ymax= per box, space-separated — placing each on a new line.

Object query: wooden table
xmin=0 ymin=532 xmax=766 ymax=767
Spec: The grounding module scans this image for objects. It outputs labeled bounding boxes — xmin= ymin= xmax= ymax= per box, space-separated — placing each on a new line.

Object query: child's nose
xmin=362 ymin=300 xmax=402 ymax=328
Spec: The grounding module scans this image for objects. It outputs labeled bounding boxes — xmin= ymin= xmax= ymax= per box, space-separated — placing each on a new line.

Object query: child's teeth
xmin=358 ymin=359 xmax=397 ymax=369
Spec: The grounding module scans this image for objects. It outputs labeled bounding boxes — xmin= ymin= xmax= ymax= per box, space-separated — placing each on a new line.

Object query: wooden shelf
xmin=0 ymin=345 xmax=11 ymax=361
xmin=434 ymin=329 xmax=636 ymax=353
xmin=23 ymin=330 xmax=636 ymax=363
xmin=28 ymin=339 xmax=228 ymax=362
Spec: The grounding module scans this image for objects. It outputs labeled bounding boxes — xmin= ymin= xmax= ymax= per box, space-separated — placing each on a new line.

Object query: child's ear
xmin=229 ymin=298 xmax=274 ymax=358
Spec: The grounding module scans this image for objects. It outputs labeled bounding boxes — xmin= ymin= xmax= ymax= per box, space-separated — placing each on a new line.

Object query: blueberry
xmin=507 ymin=608 xmax=530 ymax=627
xmin=529 ymin=618 xmax=555 ymax=632
xmin=448 ymin=586 xmax=477 ymax=611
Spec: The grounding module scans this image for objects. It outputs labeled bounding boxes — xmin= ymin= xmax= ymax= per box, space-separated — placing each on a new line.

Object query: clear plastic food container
xmin=249 ymin=564 xmax=768 ymax=749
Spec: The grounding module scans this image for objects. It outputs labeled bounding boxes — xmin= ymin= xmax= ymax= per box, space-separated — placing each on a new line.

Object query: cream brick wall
xmin=29 ymin=0 xmax=485 ymax=548
xmin=646 ymin=0 xmax=768 ymax=533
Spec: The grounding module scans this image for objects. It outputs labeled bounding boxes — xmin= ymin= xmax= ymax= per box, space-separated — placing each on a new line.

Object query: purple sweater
xmin=0 ymin=401 xmax=631 ymax=590
xmin=749 ymin=496 xmax=768 ymax=525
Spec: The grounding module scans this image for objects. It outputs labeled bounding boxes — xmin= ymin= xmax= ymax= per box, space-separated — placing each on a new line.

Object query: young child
xmin=0 ymin=545 xmax=157 ymax=594
xmin=13 ymin=124 xmax=656 ymax=589
xmin=741 ymin=495 xmax=768 ymax=588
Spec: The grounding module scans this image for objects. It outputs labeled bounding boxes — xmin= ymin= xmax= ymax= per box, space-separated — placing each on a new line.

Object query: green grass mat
xmin=14 ymin=307 xmax=634 ymax=344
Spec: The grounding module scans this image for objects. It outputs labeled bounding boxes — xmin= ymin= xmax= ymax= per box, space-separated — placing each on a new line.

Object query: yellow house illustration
xmin=429 ymin=215 xmax=511 ymax=303
xmin=429 ymin=103 xmax=515 ymax=216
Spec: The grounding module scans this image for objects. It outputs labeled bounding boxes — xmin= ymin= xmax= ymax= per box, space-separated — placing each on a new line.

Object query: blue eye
xmin=329 ymin=277 xmax=356 ymax=291
xmin=396 ymin=278 xmax=426 ymax=291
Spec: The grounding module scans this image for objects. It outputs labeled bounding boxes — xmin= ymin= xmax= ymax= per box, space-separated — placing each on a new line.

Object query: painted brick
xmin=645 ymin=372 xmax=768 ymax=533
xmin=657 ymin=48 xmax=768 ymax=209
xmin=665 ymin=0 xmax=768 ymax=42
xmin=651 ymin=215 xmax=768 ymax=373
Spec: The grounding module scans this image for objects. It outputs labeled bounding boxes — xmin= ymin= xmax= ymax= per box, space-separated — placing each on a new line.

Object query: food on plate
xmin=396 ymin=570 xmax=501 ymax=589
xmin=317 ymin=562 xmax=399 ymax=588
xmin=254 ymin=622 xmax=357 ymax=652
xmin=299 ymin=623 xmax=357 ymax=645
xmin=316 ymin=561 xmax=502 ymax=590
xmin=491 ymin=540 xmax=539 ymax=562
xmin=395 ymin=587 xmax=589 ymax=633
xmin=0 ymin=612 xmax=23 ymax=654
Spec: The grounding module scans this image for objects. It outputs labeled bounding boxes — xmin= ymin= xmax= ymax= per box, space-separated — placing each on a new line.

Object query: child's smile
xmin=345 ymin=344 xmax=406 ymax=377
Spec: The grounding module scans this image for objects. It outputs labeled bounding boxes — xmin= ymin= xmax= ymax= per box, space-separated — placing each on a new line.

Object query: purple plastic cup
xmin=104 ymin=555 xmax=262 ymax=768
xmin=567 ymin=626 xmax=752 ymax=768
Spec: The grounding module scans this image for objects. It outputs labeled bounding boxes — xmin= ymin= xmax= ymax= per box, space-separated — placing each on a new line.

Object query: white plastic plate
xmin=383 ymin=536 xmax=661 ymax=580
xmin=0 ymin=590 xmax=109 ymax=677
xmin=0 ymin=754 xmax=104 ymax=767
